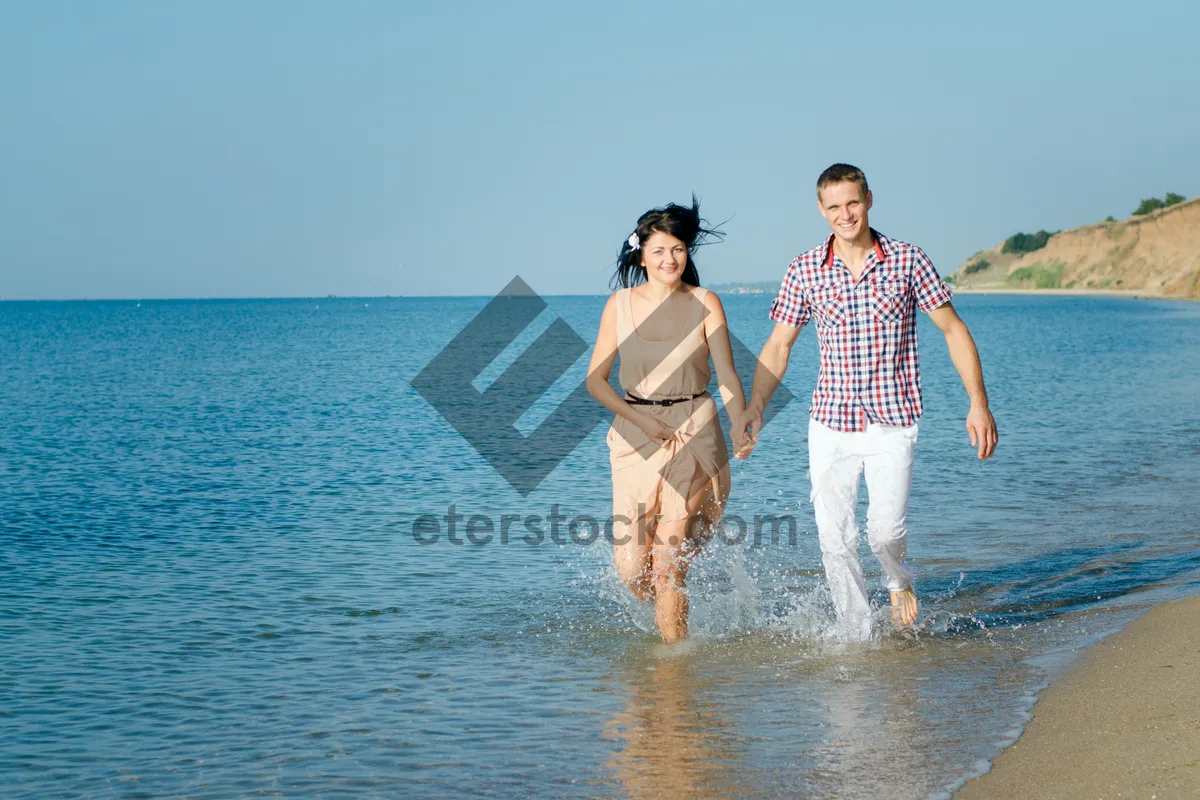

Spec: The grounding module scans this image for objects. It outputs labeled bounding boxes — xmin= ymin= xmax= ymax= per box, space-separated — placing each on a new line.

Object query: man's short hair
xmin=817 ymin=163 xmax=869 ymax=200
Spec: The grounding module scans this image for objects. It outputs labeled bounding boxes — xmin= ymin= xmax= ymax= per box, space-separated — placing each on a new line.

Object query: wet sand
xmin=956 ymin=595 xmax=1200 ymax=799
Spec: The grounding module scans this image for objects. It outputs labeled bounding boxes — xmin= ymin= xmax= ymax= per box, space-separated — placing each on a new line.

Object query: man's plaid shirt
xmin=768 ymin=229 xmax=954 ymax=432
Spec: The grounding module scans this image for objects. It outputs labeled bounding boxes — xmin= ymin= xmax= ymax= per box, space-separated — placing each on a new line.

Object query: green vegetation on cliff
xmin=1007 ymin=261 xmax=1066 ymax=289
xmin=1132 ymin=192 xmax=1187 ymax=216
xmin=1001 ymin=230 xmax=1056 ymax=255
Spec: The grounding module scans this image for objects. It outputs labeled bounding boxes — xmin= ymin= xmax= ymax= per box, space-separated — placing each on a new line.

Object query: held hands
xmin=966 ymin=404 xmax=998 ymax=460
xmin=730 ymin=407 xmax=762 ymax=459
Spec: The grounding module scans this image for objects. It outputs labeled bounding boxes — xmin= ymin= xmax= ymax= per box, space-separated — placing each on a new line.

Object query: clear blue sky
xmin=2 ymin=0 xmax=1197 ymax=299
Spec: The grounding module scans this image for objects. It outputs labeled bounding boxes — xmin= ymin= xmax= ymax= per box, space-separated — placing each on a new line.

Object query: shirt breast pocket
xmin=808 ymin=283 xmax=845 ymax=328
xmin=871 ymin=276 xmax=909 ymax=323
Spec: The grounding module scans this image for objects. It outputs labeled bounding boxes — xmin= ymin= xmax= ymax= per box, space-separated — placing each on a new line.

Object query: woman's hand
xmin=638 ymin=415 xmax=679 ymax=449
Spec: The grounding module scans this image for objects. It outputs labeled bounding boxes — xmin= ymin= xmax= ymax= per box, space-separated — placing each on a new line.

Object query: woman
xmin=586 ymin=198 xmax=753 ymax=643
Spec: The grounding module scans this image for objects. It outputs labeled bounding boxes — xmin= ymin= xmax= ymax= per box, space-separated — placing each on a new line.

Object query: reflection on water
xmin=594 ymin=628 xmax=1055 ymax=800
xmin=604 ymin=648 xmax=746 ymax=800
xmin=812 ymin=662 xmax=927 ymax=798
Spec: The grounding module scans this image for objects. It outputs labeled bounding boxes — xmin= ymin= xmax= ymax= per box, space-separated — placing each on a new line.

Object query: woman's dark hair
xmin=610 ymin=194 xmax=724 ymax=290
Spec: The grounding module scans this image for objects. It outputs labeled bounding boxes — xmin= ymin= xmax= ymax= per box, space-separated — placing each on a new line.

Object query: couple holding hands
xmin=586 ymin=163 xmax=998 ymax=643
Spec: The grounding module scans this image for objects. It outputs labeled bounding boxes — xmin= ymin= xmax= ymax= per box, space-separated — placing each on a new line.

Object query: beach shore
xmin=955 ymin=595 xmax=1200 ymax=799
xmin=952 ymin=287 xmax=1197 ymax=301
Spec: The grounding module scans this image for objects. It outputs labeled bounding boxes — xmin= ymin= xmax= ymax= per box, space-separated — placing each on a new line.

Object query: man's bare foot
xmin=890 ymin=588 xmax=919 ymax=627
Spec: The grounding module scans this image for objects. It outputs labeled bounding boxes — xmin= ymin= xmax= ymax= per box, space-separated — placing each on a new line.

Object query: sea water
xmin=2 ymin=293 xmax=1198 ymax=798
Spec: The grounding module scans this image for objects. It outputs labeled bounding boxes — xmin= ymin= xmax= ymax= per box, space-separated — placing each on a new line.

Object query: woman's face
xmin=639 ymin=231 xmax=688 ymax=287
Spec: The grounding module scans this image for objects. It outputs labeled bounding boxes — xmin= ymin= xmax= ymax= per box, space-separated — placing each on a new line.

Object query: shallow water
xmin=2 ymin=293 xmax=1198 ymax=798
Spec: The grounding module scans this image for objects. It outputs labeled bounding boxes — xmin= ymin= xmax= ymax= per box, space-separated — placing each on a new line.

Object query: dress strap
xmin=613 ymin=288 xmax=631 ymax=343
xmin=692 ymin=286 xmax=710 ymax=334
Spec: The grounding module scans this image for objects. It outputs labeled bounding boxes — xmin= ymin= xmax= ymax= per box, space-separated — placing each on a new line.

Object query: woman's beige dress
xmin=606 ymin=286 xmax=728 ymax=539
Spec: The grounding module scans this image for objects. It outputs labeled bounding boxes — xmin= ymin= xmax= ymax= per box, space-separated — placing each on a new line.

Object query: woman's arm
xmin=701 ymin=290 xmax=752 ymax=455
xmin=586 ymin=294 xmax=673 ymax=444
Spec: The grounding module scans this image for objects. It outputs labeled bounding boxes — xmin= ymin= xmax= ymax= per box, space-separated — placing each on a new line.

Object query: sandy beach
xmin=956 ymin=595 xmax=1200 ymax=799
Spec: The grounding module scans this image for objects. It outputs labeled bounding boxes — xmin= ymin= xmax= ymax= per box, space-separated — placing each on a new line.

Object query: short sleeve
xmin=911 ymin=247 xmax=953 ymax=312
xmin=768 ymin=259 xmax=810 ymax=328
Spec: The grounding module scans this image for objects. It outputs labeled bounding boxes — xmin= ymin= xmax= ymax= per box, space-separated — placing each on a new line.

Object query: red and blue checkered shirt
xmin=768 ymin=230 xmax=953 ymax=432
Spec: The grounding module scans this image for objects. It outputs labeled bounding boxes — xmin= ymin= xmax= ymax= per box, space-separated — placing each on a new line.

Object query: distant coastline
xmin=950 ymin=194 xmax=1199 ymax=299
xmin=952 ymin=287 xmax=1198 ymax=302
xmin=708 ymin=281 xmax=779 ymax=295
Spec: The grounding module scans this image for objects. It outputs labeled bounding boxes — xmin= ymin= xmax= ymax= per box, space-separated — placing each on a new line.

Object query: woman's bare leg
xmin=650 ymin=477 xmax=725 ymax=643
xmin=651 ymin=517 xmax=691 ymax=643
xmin=695 ymin=464 xmax=731 ymax=534
xmin=613 ymin=505 xmax=656 ymax=601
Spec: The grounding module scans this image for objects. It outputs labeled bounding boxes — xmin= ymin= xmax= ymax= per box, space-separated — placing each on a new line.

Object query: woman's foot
xmin=890 ymin=587 xmax=919 ymax=627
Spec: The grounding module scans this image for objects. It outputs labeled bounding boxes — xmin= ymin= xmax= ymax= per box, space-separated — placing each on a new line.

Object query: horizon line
xmin=0 ymin=293 xmax=613 ymax=302
xmin=0 ymin=282 xmax=794 ymax=303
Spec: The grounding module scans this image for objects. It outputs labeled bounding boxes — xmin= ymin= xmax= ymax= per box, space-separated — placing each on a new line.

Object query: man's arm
xmin=927 ymin=302 xmax=998 ymax=460
xmin=741 ymin=321 xmax=803 ymax=444
xmin=740 ymin=256 xmax=809 ymax=451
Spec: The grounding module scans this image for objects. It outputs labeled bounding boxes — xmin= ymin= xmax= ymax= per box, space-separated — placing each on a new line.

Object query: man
xmin=739 ymin=163 xmax=997 ymax=641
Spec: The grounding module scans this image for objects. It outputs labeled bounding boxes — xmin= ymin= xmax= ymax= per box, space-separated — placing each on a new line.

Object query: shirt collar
xmin=822 ymin=228 xmax=889 ymax=268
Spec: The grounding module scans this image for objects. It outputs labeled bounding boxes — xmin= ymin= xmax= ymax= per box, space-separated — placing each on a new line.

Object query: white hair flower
xmin=627 ymin=233 xmax=640 ymax=251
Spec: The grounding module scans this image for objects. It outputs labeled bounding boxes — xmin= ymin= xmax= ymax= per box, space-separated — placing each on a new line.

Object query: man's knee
xmin=816 ymin=513 xmax=859 ymax=558
xmin=818 ymin=535 xmax=857 ymax=561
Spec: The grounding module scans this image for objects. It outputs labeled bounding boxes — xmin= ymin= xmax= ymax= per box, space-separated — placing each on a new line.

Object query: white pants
xmin=808 ymin=418 xmax=918 ymax=641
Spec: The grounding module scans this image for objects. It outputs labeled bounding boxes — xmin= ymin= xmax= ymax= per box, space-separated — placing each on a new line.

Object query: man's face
xmin=817 ymin=181 xmax=872 ymax=243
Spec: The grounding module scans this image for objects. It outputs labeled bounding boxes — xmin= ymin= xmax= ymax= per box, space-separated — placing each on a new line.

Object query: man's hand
xmin=746 ymin=406 xmax=763 ymax=444
xmin=928 ymin=303 xmax=996 ymax=461
xmin=966 ymin=405 xmax=997 ymax=460
xmin=731 ymin=407 xmax=762 ymax=459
